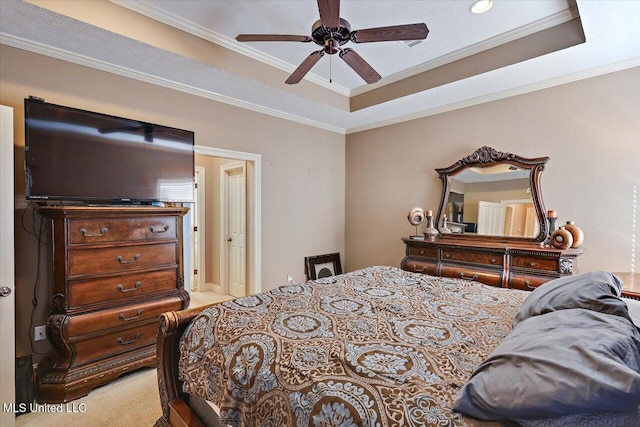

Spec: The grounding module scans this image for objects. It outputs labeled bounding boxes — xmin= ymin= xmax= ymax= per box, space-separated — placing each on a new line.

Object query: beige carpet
xmin=189 ymin=291 xmax=233 ymax=308
xmin=16 ymin=367 xmax=161 ymax=427
xmin=16 ymin=293 xmax=232 ymax=427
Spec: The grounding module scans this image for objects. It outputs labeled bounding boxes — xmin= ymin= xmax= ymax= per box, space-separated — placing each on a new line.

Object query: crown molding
xmin=345 ymin=56 xmax=640 ymax=134
xmin=113 ymin=1 xmax=580 ymax=98
xmin=111 ymin=0 xmax=351 ymax=96
xmin=5 ymin=30 xmax=636 ymax=137
xmin=0 ymin=33 xmax=347 ymax=135
xmin=350 ymin=7 xmax=580 ymax=96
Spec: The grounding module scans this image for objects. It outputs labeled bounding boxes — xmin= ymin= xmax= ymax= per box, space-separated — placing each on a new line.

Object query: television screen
xmin=25 ymin=98 xmax=194 ymax=203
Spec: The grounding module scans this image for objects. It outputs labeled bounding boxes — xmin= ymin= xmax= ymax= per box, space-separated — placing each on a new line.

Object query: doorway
xmin=187 ymin=146 xmax=261 ymax=308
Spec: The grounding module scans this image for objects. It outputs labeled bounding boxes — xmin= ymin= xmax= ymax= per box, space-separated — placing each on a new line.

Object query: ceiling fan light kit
xmin=235 ymin=0 xmax=429 ymax=85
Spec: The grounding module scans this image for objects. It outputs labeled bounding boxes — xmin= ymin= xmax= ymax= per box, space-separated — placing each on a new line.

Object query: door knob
xmin=0 ymin=286 xmax=11 ymax=297
xmin=227 ymin=237 xmax=233 ymax=242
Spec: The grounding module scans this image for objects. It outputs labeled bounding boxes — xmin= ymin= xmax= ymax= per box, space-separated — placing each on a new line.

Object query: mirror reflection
xmin=442 ymin=164 xmax=537 ymax=237
xmin=435 ymin=146 xmax=549 ymax=242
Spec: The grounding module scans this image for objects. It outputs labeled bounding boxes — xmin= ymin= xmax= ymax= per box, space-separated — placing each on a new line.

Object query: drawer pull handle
xmin=445 ymin=253 xmax=451 ymax=258
xmin=412 ymin=264 xmax=426 ymax=273
xmin=525 ymin=280 xmax=535 ymax=290
xmin=117 ymin=333 xmax=141 ymax=346
xmin=80 ymin=227 xmax=108 ymax=237
xmin=530 ymin=261 xmax=537 ymax=267
xmin=491 ymin=258 xmax=497 ymax=264
xmin=117 ymin=281 xmax=141 ymax=293
xmin=116 ymin=254 xmax=141 ymax=265
xmin=148 ymin=225 xmax=170 ymax=233
xmin=460 ymin=273 xmax=478 ymax=281
xmin=119 ymin=309 xmax=143 ymax=322
xmin=419 ymin=250 xmax=425 ymax=255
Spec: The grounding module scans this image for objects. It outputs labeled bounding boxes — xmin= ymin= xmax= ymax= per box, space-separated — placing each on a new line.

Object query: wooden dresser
xmin=36 ymin=206 xmax=189 ymax=403
xmin=402 ymin=237 xmax=583 ymax=291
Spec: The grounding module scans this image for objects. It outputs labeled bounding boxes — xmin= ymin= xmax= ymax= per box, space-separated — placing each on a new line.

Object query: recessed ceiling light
xmin=470 ymin=0 xmax=493 ymax=14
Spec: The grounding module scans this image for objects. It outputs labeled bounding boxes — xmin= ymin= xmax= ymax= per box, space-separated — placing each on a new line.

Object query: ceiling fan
xmin=235 ymin=0 xmax=429 ymax=85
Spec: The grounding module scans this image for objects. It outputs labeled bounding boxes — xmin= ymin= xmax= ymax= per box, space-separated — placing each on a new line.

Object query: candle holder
xmin=423 ymin=214 xmax=439 ymax=241
xmin=545 ymin=215 xmax=557 ymax=246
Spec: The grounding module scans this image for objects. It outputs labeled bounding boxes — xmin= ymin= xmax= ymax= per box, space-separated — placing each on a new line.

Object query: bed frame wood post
xmin=155 ymin=304 xmax=222 ymax=427
xmin=156 ymin=311 xmax=181 ymax=426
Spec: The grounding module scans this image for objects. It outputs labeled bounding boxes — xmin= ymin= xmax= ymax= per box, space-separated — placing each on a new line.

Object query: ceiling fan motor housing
xmin=312 ymin=18 xmax=351 ymax=54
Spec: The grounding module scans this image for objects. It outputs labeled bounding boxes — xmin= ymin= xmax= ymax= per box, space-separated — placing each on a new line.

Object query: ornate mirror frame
xmin=435 ymin=146 xmax=550 ymax=242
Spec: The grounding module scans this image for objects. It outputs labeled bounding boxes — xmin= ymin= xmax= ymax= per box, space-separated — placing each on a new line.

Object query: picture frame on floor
xmin=305 ymin=253 xmax=342 ymax=280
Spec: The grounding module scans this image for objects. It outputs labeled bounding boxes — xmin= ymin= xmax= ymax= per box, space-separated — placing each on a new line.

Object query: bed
xmin=155 ymin=266 xmax=640 ymax=427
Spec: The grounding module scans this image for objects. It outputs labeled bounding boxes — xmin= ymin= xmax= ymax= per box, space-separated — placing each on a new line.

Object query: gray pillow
xmin=452 ymin=308 xmax=640 ymax=420
xmin=513 ymin=271 xmax=630 ymax=326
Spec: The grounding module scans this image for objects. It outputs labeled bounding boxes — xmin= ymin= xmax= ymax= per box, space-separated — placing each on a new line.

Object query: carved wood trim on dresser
xmin=36 ymin=206 xmax=189 ymax=403
xmin=401 ymin=237 xmax=583 ymax=291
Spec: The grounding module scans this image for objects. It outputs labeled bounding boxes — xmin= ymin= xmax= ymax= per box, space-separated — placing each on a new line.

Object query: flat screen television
xmin=25 ymin=98 xmax=194 ymax=203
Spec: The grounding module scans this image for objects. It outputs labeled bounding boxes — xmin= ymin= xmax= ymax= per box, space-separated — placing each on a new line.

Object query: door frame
xmin=220 ymin=161 xmax=246 ymax=297
xmin=1 ymin=105 xmax=16 ymax=427
xmin=194 ymin=146 xmax=261 ymax=295
xmin=191 ymin=166 xmax=206 ymax=291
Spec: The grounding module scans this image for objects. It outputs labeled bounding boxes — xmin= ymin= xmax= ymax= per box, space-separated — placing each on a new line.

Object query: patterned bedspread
xmin=178 ymin=266 xmax=528 ymax=426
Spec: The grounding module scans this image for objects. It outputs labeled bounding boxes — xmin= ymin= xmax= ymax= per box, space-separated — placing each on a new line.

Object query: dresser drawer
xmin=440 ymin=265 xmax=503 ymax=287
xmin=441 ymin=249 xmax=503 ymax=267
xmin=511 ymin=255 xmax=558 ymax=272
xmin=408 ymin=246 xmax=438 ymax=259
xmin=509 ymin=274 xmax=552 ymax=291
xmin=69 ymin=322 xmax=159 ymax=366
xmin=403 ymin=259 xmax=438 ymax=275
xmin=69 ymin=242 xmax=177 ymax=277
xmin=63 ymin=296 xmax=183 ymax=338
xmin=68 ymin=269 xmax=178 ymax=308
xmin=68 ymin=216 xmax=177 ymax=245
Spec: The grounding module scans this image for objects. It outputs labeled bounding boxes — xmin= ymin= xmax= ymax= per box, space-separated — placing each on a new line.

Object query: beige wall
xmin=346 ymin=66 xmax=640 ymax=274
xmin=1 ymin=45 xmax=345 ymax=359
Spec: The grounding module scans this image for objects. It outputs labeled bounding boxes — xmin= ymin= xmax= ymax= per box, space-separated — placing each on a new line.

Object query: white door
xmin=1 ymin=105 xmax=16 ymax=427
xmin=223 ymin=162 xmax=247 ymax=298
xmin=477 ymin=201 xmax=506 ymax=236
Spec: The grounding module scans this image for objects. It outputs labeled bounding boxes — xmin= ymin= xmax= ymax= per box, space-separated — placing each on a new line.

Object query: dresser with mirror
xmin=401 ymin=146 xmax=583 ymax=291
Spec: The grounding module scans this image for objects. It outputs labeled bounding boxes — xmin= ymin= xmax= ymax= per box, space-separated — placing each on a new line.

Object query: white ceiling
xmin=116 ymin=0 xmax=575 ymax=93
xmin=1 ymin=0 xmax=639 ymax=134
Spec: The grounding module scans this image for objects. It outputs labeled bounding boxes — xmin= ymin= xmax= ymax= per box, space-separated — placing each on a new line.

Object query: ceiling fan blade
xmin=351 ymin=23 xmax=429 ymax=43
xmin=285 ymin=50 xmax=325 ymax=84
xmin=236 ymin=34 xmax=313 ymax=43
xmin=339 ymin=48 xmax=381 ymax=84
xmin=317 ymin=0 xmax=340 ymax=29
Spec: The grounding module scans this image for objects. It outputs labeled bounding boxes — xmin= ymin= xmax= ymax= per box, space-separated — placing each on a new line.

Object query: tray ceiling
xmin=1 ymin=0 xmax=639 ymax=134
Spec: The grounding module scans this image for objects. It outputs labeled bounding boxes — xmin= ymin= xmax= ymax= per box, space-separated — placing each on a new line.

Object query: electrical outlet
xmin=34 ymin=325 xmax=47 ymax=341
xmin=287 ymin=275 xmax=294 ymax=285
